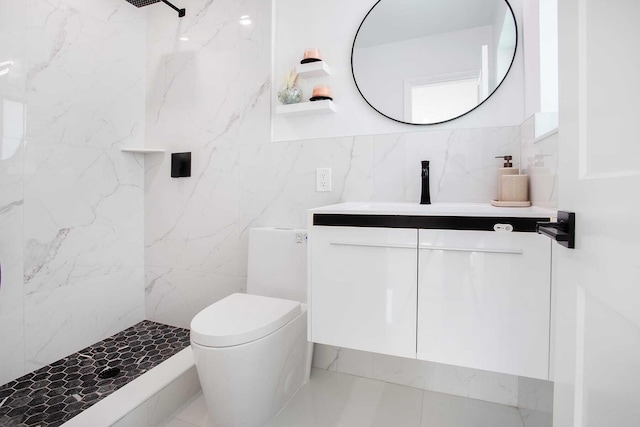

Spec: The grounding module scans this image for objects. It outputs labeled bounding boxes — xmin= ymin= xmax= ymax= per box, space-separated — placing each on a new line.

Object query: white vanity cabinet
xmin=309 ymin=226 xmax=418 ymax=358
xmin=308 ymin=203 xmax=555 ymax=380
xmin=417 ymin=230 xmax=552 ymax=379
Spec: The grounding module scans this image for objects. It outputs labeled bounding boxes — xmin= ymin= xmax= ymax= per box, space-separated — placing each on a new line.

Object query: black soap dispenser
xmin=420 ymin=160 xmax=431 ymax=205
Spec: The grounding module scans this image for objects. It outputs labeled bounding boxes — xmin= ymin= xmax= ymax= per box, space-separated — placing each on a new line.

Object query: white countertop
xmin=309 ymin=202 xmax=556 ymax=218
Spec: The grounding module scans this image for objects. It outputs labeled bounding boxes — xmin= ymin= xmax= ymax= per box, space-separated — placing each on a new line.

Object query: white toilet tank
xmin=247 ymin=228 xmax=307 ymax=303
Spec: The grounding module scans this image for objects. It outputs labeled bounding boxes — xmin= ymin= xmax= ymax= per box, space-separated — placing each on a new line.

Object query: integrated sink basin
xmin=310 ymin=202 xmax=555 ymax=218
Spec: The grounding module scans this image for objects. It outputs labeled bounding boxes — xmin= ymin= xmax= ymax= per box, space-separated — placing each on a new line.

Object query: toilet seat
xmin=190 ymin=293 xmax=301 ymax=348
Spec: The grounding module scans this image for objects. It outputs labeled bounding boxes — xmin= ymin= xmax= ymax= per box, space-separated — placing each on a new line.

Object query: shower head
xmin=125 ymin=0 xmax=186 ymax=18
xmin=126 ymin=0 xmax=160 ymax=6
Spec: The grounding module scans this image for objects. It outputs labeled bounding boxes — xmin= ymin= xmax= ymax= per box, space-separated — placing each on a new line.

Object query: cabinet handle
xmin=329 ymin=242 xmax=522 ymax=254
xmin=418 ymin=245 xmax=523 ymax=255
xmin=329 ymin=242 xmax=416 ymax=250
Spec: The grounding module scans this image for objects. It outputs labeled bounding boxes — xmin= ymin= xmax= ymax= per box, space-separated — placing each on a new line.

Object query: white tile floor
xmin=158 ymin=369 xmax=552 ymax=427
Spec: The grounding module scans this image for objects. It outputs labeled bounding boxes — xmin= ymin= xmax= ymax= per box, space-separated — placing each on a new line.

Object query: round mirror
xmin=352 ymin=0 xmax=517 ymax=125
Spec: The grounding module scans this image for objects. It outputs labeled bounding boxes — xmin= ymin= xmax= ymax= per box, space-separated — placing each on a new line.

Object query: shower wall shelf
xmin=296 ymin=61 xmax=331 ymax=78
xmin=121 ymin=148 xmax=166 ymax=154
xmin=276 ymin=100 xmax=337 ymax=116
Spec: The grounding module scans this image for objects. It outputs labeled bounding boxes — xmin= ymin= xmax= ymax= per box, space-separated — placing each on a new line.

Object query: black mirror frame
xmin=351 ymin=0 xmax=519 ymax=126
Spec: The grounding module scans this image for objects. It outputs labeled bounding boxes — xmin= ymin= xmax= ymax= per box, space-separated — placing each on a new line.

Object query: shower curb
xmin=0 ymin=321 xmax=192 ymax=426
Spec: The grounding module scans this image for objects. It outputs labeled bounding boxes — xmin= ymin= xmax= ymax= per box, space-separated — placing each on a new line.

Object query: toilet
xmin=190 ymin=228 xmax=312 ymax=427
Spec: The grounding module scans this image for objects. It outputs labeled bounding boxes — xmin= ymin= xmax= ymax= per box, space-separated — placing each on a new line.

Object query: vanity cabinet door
xmin=417 ymin=229 xmax=551 ymax=380
xmin=310 ymin=226 xmax=417 ymax=359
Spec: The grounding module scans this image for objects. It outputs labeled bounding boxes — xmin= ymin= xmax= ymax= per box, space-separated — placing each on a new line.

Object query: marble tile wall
xmin=313 ymin=345 xmax=519 ymax=407
xmin=0 ymin=0 xmax=27 ymax=387
xmin=143 ymin=0 xmax=274 ymax=328
xmin=0 ymin=0 xmax=146 ymax=384
xmin=143 ymin=0 xmax=523 ymax=329
xmin=520 ymin=115 xmax=559 ymax=209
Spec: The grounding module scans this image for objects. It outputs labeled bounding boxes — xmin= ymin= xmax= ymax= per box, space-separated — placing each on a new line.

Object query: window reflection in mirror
xmin=352 ymin=0 xmax=517 ymax=125
xmin=408 ymin=74 xmax=479 ymax=124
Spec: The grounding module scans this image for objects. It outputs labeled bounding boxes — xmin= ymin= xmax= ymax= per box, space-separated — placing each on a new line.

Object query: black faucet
xmin=420 ymin=160 xmax=431 ymax=205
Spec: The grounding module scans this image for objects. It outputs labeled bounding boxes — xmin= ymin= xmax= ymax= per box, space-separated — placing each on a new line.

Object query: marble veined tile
xmin=371 ymin=133 xmax=410 ymax=202
xmin=145 ymin=146 xmax=244 ymax=276
xmin=145 ymin=266 xmax=245 ymax=329
xmin=237 ymin=137 xmax=368 ymax=231
xmin=143 ymin=0 xmax=272 ymax=329
xmin=519 ymin=114 xmax=558 ymax=209
xmin=421 ymin=361 xmax=519 ymax=407
xmin=0 ymin=283 xmax=24 ymax=385
xmin=521 ymin=138 xmax=558 ymax=209
xmin=0 ymin=137 xmax=25 ymax=385
xmin=24 ymin=267 xmax=145 ymax=370
xmin=518 ymin=408 xmax=553 ymax=427
xmin=25 ymin=0 xmax=146 ymax=149
xmin=371 ymin=352 xmax=430 ymax=390
xmin=518 ymin=376 xmax=554 ymax=413
xmin=404 ymin=127 xmax=521 ymax=204
xmin=313 ymin=345 xmax=519 ymax=407
xmin=0 ymin=204 xmax=25 ymax=385
xmin=312 ymin=345 xmax=374 ymax=380
xmin=0 ymin=0 xmax=26 ymax=36
xmin=23 ymin=145 xmax=144 ymax=296
xmin=0 ymin=231 xmax=25 ymax=383
xmin=145 ymin=0 xmax=270 ymax=150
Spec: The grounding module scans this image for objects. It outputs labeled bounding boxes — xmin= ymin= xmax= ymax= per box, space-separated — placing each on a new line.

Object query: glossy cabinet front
xmin=309 ymin=220 xmax=553 ymax=380
xmin=310 ymin=226 xmax=418 ymax=359
xmin=417 ymin=230 xmax=551 ymax=379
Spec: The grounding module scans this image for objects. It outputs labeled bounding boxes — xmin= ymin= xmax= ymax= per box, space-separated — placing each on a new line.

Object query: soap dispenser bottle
xmin=495 ymin=155 xmax=518 ymax=201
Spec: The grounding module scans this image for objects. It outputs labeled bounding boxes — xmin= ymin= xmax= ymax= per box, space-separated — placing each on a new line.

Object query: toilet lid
xmin=190 ymin=293 xmax=302 ymax=347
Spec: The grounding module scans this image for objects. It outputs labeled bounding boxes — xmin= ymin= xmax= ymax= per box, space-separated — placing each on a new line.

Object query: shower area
xmin=0 ymin=0 xmax=149 ymax=384
xmin=0 ymin=0 xmax=270 ymax=420
xmin=0 ymin=0 xmax=197 ymax=424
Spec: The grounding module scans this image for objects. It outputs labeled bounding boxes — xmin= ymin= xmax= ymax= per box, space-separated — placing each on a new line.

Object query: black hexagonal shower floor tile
xmin=0 ymin=321 xmax=190 ymax=427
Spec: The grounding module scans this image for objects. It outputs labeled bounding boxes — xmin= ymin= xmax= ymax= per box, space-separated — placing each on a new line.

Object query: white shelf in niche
xmin=121 ymin=148 xmax=166 ymax=154
xmin=276 ymin=100 xmax=337 ymax=116
xmin=296 ymin=61 xmax=331 ymax=78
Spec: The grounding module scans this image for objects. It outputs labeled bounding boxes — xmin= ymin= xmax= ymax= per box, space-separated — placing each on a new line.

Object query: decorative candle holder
xmin=301 ymin=48 xmax=322 ymax=64
xmin=310 ymin=85 xmax=332 ymax=101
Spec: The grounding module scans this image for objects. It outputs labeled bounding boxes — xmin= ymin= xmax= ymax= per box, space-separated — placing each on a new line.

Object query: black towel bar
xmin=536 ymin=211 xmax=576 ymax=249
